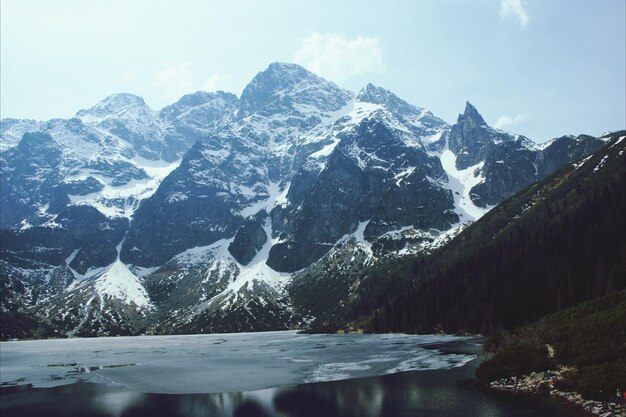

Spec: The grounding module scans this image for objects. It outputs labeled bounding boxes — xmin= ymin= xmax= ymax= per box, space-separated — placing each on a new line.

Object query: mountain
xmin=367 ymin=132 xmax=626 ymax=334
xmin=158 ymin=91 xmax=239 ymax=161
xmin=74 ymin=93 xmax=162 ymax=161
xmin=285 ymin=108 xmax=608 ymax=330
xmin=0 ymin=90 xmax=237 ymax=336
xmin=0 ymin=91 xmax=237 ymax=228
xmin=447 ymin=102 xmax=538 ymax=207
xmin=266 ymin=83 xmax=454 ymax=272
xmin=74 ymin=91 xmax=239 ymax=162
xmin=0 ymin=62 xmax=611 ymax=338
xmin=121 ymin=62 xmax=354 ymax=267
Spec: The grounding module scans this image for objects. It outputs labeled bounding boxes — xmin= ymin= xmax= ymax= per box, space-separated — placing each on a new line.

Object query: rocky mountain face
xmin=0 ymin=62 xmax=610 ymax=338
xmin=266 ymin=84 xmax=454 ymax=273
xmin=445 ymin=102 xmax=607 ymax=208
xmin=0 ymin=90 xmax=237 ymax=336
xmin=121 ymin=63 xmax=354 ymax=268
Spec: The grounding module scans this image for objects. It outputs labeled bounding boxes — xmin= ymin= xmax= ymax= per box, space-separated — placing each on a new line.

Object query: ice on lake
xmin=0 ymin=331 xmax=477 ymax=394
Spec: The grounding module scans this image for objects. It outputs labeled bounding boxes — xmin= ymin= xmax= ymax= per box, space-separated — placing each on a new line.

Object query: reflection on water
xmin=1 ymin=361 xmax=582 ymax=417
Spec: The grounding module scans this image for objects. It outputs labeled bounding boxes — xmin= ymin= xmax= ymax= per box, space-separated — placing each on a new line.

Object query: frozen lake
xmin=0 ymin=331 xmax=477 ymax=394
xmin=0 ymin=332 xmax=584 ymax=417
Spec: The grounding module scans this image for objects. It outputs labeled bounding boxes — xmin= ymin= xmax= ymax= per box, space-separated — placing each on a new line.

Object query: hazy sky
xmin=1 ymin=0 xmax=624 ymax=142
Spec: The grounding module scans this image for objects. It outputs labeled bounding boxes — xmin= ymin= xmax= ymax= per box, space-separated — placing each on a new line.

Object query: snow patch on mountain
xmin=394 ymin=167 xmax=416 ymax=186
xmin=228 ymin=220 xmax=290 ymax=294
xmin=169 ymin=241 xmax=232 ymax=270
xmin=353 ymin=220 xmax=373 ymax=258
xmin=94 ymin=259 xmax=152 ymax=308
xmin=611 ymin=135 xmax=626 ymax=147
xmin=572 ymin=155 xmax=593 ymax=170
xmin=80 ymin=243 xmax=153 ymax=309
xmin=422 ymin=131 xmax=444 ymax=145
xmin=240 ymin=182 xmax=285 ymax=217
xmin=67 ymin=157 xmax=180 ymax=218
xmin=300 ymin=101 xmax=356 ymax=146
xmin=188 ymin=219 xmax=291 ymax=316
xmin=439 ymin=148 xmax=489 ymax=223
xmin=301 ymin=90 xmax=447 ymax=172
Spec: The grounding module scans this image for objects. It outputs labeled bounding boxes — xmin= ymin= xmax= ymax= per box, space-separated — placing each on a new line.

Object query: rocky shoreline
xmin=490 ymin=369 xmax=626 ymax=417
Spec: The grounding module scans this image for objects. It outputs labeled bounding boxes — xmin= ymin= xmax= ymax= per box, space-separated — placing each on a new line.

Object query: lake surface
xmin=0 ymin=331 xmax=583 ymax=416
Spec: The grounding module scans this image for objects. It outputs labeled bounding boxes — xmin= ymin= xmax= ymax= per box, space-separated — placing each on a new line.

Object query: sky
xmin=1 ymin=0 xmax=624 ymax=143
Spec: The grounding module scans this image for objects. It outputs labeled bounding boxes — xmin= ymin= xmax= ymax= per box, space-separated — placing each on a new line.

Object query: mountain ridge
xmin=0 ymin=62 xmax=612 ymax=338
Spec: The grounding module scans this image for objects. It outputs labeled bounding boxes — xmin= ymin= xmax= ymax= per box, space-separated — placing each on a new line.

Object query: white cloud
xmin=499 ymin=0 xmax=529 ymax=29
xmin=293 ymin=33 xmax=384 ymax=82
xmin=494 ymin=114 xmax=530 ymax=130
xmin=151 ymin=62 xmax=194 ymax=101
xmin=202 ymin=74 xmax=232 ymax=91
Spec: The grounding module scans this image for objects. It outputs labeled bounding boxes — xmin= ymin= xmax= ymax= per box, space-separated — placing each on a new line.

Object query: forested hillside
xmin=475 ymin=290 xmax=625 ymax=402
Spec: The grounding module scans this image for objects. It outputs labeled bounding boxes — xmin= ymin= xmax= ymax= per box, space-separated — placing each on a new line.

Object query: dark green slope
xmin=476 ymin=290 xmax=625 ymax=401
xmin=367 ymin=132 xmax=626 ymax=334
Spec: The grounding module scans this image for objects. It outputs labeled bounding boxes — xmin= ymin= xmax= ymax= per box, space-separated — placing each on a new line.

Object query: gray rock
xmin=228 ymin=213 xmax=268 ymax=265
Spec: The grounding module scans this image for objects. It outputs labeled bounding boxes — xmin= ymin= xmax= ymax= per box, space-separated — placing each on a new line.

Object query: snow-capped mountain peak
xmin=74 ymin=92 xmax=162 ymax=160
xmin=239 ymin=62 xmax=353 ymax=117
xmin=354 ymin=83 xmax=449 ymax=138
xmin=356 ymin=83 xmax=405 ymax=106
xmin=75 ymin=93 xmax=153 ymax=124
